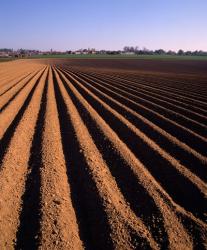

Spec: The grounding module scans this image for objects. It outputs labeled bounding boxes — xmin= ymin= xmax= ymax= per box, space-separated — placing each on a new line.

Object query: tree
xmin=154 ymin=49 xmax=166 ymax=55
xmin=178 ymin=49 xmax=184 ymax=55
xmin=167 ymin=50 xmax=176 ymax=55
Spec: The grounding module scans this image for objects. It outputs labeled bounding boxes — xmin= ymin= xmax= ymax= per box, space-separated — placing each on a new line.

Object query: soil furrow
xmin=15 ymin=68 xmax=48 ymax=249
xmin=64 ymin=70 xmax=207 ymax=182
xmin=0 ymin=68 xmax=45 ymax=165
xmin=89 ymin=70 xmax=207 ymax=109
xmin=63 ymin=68 xmax=207 ymax=155
xmin=58 ymin=69 xmax=207 ymax=221
xmin=0 ymin=59 xmax=206 ymax=249
xmin=76 ymin=69 xmax=207 ymax=116
xmin=38 ymin=67 xmax=83 ymax=249
xmin=108 ymin=72 xmax=207 ymax=103
xmin=0 ymin=71 xmax=34 ymax=97
xmin=0 ymin=68 xmax=45 ymax=140
xmin=54 ymin=68 xmax=158 ymax=250
xmin=78 ymin=70 xmax=207 ymax=121
xmin=75 ymin=72 xmax=207 ymax=136
xmin=56 ymin=66 xmax=207 ymax=249
xmin=0 ymin=67 xmax=48 ymax=249
xmin=0 ymin=68 xmax=44 ymax=112
xmin=0 ymin=64 xmax=43 ymax=90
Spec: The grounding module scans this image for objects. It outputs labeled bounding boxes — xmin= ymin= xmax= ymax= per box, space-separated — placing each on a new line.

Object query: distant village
xmin=0 ymin=47 xmax=207 ymax=58
xmin=0 ymin=48 xmax=121 ymax=58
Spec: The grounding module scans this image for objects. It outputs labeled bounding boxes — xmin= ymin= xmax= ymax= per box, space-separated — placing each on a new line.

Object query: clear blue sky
xmin=0 ymin=0 xmax=207 ymax=51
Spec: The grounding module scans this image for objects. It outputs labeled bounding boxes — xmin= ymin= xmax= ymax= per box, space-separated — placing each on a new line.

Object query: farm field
xmin=0 ymin=59 xmax=206 ymax=249
xmin=29 ymin=54 xmax=207 ymax=61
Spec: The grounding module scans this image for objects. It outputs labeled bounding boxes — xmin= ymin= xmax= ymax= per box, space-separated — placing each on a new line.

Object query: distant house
xmin=121 ymin=52 xmax=135 ymax=55
xmin=91 ymin=49 xmax=96 ymax=54
xmin=75 ymin=50 xmax=82 ymax=55
xmin=74 ymin=49 xmax=97 ymax=55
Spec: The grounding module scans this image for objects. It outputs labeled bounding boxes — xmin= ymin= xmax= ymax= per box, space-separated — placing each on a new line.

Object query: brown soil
xmin=0 ymin=59 xmax=206 ymax=249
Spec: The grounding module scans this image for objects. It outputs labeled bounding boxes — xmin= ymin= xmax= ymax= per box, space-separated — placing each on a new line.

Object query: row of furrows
xmin=53 ymin=68 xmax=159 ymax=249
xmin=0 ymin=64 xmax=206 ymax=249
xmin=0 ymin=69 xmax=45 ymax=112
xmin=59 ymin=68 xmax=207 ymax=182
xmin=0 ymin=71 xmax=33 ymax=96
xmin=55 ymin=67 xmax=207 ymax=249
xmin=122 ymin=74 xmax=207 ymax=96
xmin=79 ymin=68 xmax=207 ymax=109
xmin=0 ymin=63 xmax=43 ymax=90
xmin=13 ymin=67 xmax=82 ymax=250
xmin=108 ymin=71 xmax=207 ymax=98
xmin=55 ymin=67 xmax=169 ymax=249
xmin=110 ymin=73 xmax=207 ymax=106
xmin=0 ymin=66 xmax=49 ymax=249
xmin=0 ymin=70 xmax=29 ymax=89
xmin=57 ymin=67 xmax=207 ymax=221
xmin=38 ymin=68 xmax=83 ymax=249
xmin=67 ymin=68 xmax=207 ymax=138
xmin=129 ymin=73 xmax=207 ymax=95
xmin=15 ymin=67 xmax=49 ymax=249
xmin=75 ymin=69 xmax=207 ymax=137
xmin=78 ymin=69 xmax=207 ymax=121
xmin=70 ymin=68 xmax=207 ymax=119
xmin=84 ymin=68 xmax=207 ymax=108
xmin=63 ymin=67 xmax=207 ymax=156
xmin=61 ymin=66 xmax=207 ymax=97
xmin=0 ymin=66 xmax=157 ymax=249
xmin=0 ymin=66 xmax=82 ymax=250
xmin=0 ymin=67 xmax=46 ymax=164
xmin=77 ymin=66 xmax=207 ymax=91
xmin=60 ymin=67 xmax=205 ymax=154
xmin=52 ymin=68 xmax=114 ymax=250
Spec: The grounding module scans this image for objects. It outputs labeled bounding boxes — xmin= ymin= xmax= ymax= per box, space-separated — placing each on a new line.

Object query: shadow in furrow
xmin=58 ymin=71 xmax=169 ymax=249
xmin=52 ymin=69 xmax=114 ymax=250
xmin=61 ymin=71 xmax=206 ymax=222
xmin=0 ymin=70 xmax=45 ymax=166
xmin=177 ymin=213 xmax=207 ymax=250
xmin=15 ymin=71 xmax=48 ymax=250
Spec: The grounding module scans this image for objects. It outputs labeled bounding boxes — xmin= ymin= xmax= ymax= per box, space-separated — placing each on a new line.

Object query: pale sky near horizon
xmin=0 ymin=0 xmax=207 ymax=51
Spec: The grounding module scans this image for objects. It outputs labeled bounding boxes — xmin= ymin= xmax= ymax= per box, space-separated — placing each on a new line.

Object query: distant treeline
xmin=1 ymin=47 xmax=207 ymax=56
xmin=123 ymin=46 xmax=207 ymax=56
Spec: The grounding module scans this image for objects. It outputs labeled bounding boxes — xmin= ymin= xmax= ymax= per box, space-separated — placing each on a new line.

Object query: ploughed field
xmin=0 ymin=59 xmax=207 ymax=249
